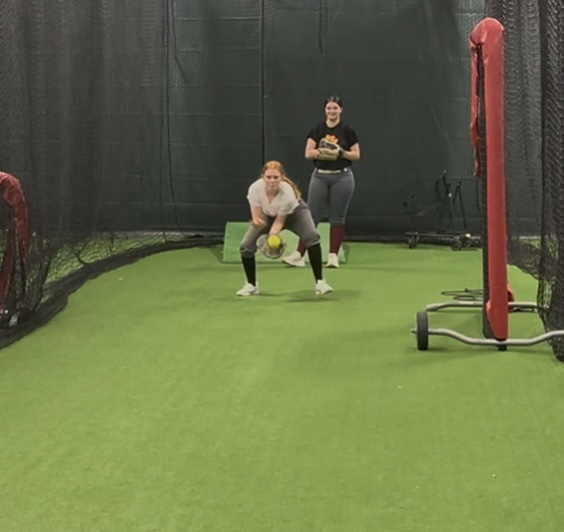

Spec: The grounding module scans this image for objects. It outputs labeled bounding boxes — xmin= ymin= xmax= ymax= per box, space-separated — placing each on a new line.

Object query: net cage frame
xmin=411 ymin=17 xmax=564 ymax=352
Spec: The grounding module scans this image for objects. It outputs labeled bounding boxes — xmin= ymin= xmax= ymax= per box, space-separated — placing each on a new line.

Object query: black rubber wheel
xmin=450 ymin=237 xmax=462 ymax=251
xmin=462 ymin=234 xmax=473 ymax=248
xmin=416 ymin=311 xmax=429 ymax=351
xmin=408 ymin=236 xmax=418 ymax=249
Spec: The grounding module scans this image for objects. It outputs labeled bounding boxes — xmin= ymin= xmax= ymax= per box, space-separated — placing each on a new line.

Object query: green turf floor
xmin=1 ymin=243 xmax=564 ymax=531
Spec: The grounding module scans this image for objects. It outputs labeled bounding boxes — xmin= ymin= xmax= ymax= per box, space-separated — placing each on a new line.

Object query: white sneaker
xmin=315 ymin=279 xmax=334 ymax=295
xmin=326 ymin=253 xmax=339 ymax=268
xmin=236 ymin=282 xmax=260 ymax=297
xmin=282 ymin=251 xmax=306 ymax=268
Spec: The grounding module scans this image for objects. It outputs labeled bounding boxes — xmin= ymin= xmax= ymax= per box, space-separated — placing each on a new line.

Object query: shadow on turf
xmin=267 ymin=288 xmax=362 ymax=302
xmin=285 ymin=289 xmax=361 ymax=302
xmin=208 ymin=246 xmax=224 ymax=263
xmin=217 ymin=289 xmax=362 ymax=302
xmin=404 ymin=343 xmax=553 ymax=365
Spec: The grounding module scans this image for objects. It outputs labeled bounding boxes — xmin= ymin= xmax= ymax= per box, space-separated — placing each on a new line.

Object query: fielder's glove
xmin=257 ymin=234 xmax=287 ymax=260
xmin=317 ymin=139 xmax=345 ymax=160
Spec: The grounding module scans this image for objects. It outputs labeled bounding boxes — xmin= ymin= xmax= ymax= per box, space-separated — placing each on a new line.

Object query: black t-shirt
xmin=307 ymin=121 xmax=359 ymax=171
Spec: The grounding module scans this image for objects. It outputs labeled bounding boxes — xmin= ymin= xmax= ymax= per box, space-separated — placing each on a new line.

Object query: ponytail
xmin=283 ymin=176 xmax=302 ymax=200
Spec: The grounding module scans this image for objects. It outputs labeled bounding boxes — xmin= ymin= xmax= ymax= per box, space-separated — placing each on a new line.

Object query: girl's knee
xmin=303 ymin=231 xmax=320 ymax=248
xmin=239 ymin=242 xmax=256 ymax=257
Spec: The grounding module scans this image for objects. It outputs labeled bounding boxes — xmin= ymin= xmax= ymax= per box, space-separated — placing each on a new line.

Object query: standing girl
xmin=283 ymin=96 xmax=360 ymax=268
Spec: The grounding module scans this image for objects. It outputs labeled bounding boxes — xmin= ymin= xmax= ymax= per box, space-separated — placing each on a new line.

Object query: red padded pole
xmin=470 ymin=18 xmax=509 ymax=341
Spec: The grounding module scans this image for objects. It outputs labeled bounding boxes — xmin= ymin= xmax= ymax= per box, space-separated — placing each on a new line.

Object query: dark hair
xmin=324 ymin=95 xmax=343 ymax=108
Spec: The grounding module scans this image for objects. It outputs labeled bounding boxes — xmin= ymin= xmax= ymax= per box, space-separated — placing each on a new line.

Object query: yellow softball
xmin=267 ymin=234 xmax=281 ymax=248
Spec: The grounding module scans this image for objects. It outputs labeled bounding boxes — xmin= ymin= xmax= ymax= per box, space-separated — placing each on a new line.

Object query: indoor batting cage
xmin=414 ymin=1 xmax=564 ymax=360
xmin=1 ymin=0 xmax=564 ymax=361
xmin=5 ymin=2 xmax=564 ymax=529
xmin=0 ymin=0 xmax=484 ymax=348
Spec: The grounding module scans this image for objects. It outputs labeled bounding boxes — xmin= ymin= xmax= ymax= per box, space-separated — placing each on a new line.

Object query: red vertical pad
xmin=470 ymin=19 xmax=509 ymax=341
xmin=0 ymin=172 xmax=30 ymax=312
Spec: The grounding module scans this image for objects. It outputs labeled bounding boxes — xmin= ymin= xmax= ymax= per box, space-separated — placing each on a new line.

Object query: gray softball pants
xmin=240 ymin=202 xmax=320 ymax=258
xmin=307 ymin=168 xmax=355 ymax=224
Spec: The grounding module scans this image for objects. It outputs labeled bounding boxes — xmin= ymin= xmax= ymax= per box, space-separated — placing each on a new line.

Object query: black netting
xmin=262 ymin=0 xmax=484 ymax=239
xmin=486 ymin=0 xmax=564 ymax=359
xmin=473 ymin=43 xmax=492 ymax=339
xmin=537 ymin=0 xmax=564 ymax=357
xmin=0 ymin=0 xmax=486 ymax=348
xmin=0 ymin=1 xmax=222 ymax=348
xmin=485 ymin=1 xmax=543 ymax=275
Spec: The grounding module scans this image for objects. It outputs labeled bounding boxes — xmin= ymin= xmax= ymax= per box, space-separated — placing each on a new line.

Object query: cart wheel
xmin=416 ymin=311 xmax=429 ymax=351
xmin=462 ymin=234 xmax=472 ymax=248
xmin=408 ymin=236 xmax=417 ymax=249
xmin=450 ymin=237 xmax=462 ymax=251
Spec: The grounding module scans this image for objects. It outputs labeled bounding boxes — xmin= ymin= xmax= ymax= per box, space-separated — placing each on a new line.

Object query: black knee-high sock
xmin=307 ymin=243 xmax=323 ymax=282
xmin=241 ymin=255 xmax=257 ymax=286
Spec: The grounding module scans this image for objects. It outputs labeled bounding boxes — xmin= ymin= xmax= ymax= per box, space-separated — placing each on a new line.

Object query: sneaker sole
xmin=315 ymin=289 xmax=334 ymax=295
xmin=282 ymin=260 xmax=305 ymax=268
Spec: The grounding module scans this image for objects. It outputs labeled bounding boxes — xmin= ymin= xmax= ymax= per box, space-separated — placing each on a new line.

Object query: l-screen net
xmin=476 ymin=1 xmax=564 ymax=360
xmin=414 ymin=10 xmax=564 ymax=356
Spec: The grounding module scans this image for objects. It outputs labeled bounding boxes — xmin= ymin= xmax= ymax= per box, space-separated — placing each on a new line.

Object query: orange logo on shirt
xmin=324 ymin=134 xmax=339 ymax=144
